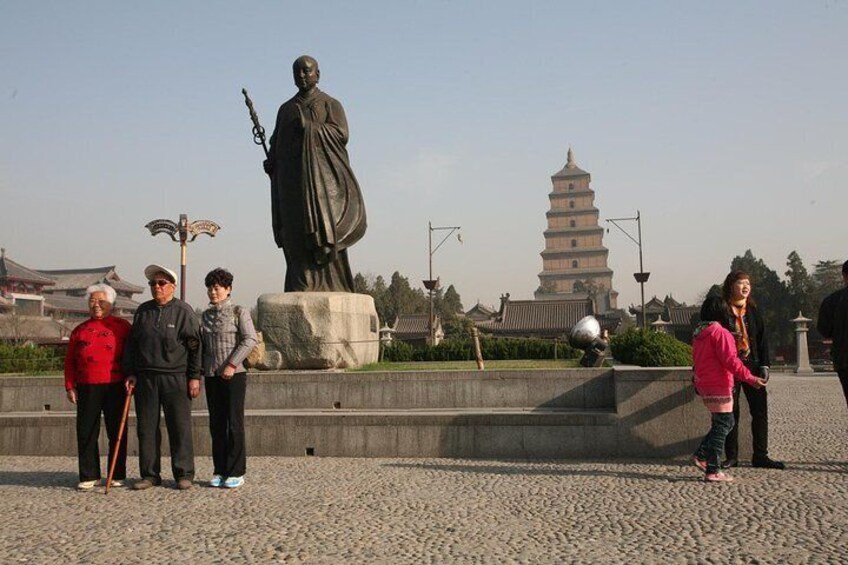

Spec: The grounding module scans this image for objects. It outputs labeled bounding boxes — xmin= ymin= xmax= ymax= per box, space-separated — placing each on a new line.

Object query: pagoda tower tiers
xmin=535 ymin=148 xmax=618 ymax=312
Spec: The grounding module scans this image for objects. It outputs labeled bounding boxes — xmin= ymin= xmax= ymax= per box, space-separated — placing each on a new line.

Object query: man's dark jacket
xmin=122 ymin=298 xmax=201 ymax=379
xmin=818 ymin=287 xmax=848 ymax=371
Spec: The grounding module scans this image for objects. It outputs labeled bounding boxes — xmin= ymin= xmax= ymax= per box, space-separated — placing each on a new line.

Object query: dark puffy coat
xmin=818 ymin=287 xmax=848 ymax=371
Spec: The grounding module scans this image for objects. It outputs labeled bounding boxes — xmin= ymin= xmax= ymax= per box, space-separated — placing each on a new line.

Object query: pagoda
xmin=535 ymin=148 xmax=618 ymax=312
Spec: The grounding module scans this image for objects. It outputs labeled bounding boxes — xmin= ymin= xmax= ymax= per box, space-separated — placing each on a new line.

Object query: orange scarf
xmin=730 ymin=301 xmax=750 ymax=358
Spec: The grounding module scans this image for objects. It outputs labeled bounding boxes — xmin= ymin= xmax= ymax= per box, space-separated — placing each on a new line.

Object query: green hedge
xmin=609 ymin=328 xmax=693 ymax=367
xmin=0 ymin=343 xmax=65 ymax=373
xmin=383 ymin=336 xmax=581 ymax=363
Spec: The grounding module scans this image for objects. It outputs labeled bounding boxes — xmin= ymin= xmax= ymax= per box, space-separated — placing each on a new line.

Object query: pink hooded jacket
xmin=692 ymin=322 xmax=760 ymax=398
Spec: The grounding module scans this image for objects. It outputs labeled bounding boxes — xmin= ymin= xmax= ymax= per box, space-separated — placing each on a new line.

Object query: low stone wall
xmin=0 ymin=368 xmax=751 ymax=459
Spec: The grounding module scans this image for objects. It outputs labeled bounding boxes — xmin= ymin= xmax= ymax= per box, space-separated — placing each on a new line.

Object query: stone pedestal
xmin=257 ymin=292 xmax=379 ymax=370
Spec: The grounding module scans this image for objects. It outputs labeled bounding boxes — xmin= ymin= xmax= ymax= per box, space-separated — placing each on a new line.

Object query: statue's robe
xmin=268 ymin=88 xmax=366 ymax=292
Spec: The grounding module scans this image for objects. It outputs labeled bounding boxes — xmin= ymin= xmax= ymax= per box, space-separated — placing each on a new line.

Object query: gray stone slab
xmin=474 ymin=426 xmax=524 ymax=458
xmin=523 ymin=426 xmax=584 ymax=458
xmin=479 ymin=378 xmax=527 ymax=408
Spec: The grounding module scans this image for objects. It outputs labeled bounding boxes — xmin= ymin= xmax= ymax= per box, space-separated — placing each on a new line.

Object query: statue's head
xmin=293 ymin=55 xmax=320 ymax=94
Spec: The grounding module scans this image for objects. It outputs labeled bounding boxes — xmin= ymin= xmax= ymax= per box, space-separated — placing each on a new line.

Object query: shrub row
xmin=0 ymin=343 xmax=64 ymax=373
xmin=609 ymin=328 xmax=693 ymax=367
xmin=383 ymin=336 xmax=581 ymax=363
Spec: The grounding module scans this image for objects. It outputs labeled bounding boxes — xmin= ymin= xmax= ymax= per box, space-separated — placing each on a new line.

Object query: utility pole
xmin=422 ymin=221 xmax=462 ymax=344
xmin=606 ymin=211 xmax=649 ymax=329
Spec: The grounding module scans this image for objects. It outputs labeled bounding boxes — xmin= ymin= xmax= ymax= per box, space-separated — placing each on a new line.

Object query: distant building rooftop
xmin=38 ymin=266 xmax=144 ymax=295
xmin=551 ymin=147 xmax=590 ymax=179
xmin=0 ymin=251 xmax=56 ymax=286
xmin=477 ymin=295 xmax=594 ymax=338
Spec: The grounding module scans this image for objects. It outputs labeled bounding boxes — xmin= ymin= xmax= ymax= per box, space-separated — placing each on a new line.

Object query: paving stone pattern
xmin=0 ymin=375 xmax=845 ymax=563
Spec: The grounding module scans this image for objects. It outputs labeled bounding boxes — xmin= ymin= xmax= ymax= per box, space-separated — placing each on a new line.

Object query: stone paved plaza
xmin=1 ymin=374 xmax=845 ymax=564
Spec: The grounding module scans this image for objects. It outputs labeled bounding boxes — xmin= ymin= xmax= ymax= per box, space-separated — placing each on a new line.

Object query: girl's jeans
xmin=694 ymin=412 xmax=735 ymax=474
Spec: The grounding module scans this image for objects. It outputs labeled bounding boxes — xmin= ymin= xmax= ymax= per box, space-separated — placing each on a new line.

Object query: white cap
xmin=144 ymin=264 xmax=178 ymax=285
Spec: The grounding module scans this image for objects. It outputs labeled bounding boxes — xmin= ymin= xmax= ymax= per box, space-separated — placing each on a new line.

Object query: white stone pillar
xmin=791 ymin=312 xmax=814 ymax=374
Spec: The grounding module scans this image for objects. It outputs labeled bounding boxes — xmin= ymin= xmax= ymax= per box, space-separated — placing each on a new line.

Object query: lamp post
xmin=423 ymin=221 xmax=462 ymax=345
xmin=144 ymin=213 xmax=220 ymax=301
xmin=606 ymin=210 xmax=649 ymax=328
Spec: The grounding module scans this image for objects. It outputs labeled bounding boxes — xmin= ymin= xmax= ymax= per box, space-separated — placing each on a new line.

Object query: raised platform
xmin=0 ymin=368 xmax=752 ymax=459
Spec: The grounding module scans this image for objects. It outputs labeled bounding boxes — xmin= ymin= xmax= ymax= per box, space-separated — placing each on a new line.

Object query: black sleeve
xmin=121 ymin=310 xmax=141 ymax=376
xmin=818 ymin=293 xmax=835 ymax=339
xmin=753 ymin=307 xmax=770 ymax=367
xmin=181 ymin=305 xmax=202 ymax=379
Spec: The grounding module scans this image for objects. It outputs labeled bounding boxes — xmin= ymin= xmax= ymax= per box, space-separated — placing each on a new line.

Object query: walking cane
xmin=105 ymin=383 xmax=134 ymax=495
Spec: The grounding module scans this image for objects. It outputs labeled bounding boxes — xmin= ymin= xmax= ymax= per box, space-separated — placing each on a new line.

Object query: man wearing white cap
xmin=123 ymin=264 xmax=201 ymax=490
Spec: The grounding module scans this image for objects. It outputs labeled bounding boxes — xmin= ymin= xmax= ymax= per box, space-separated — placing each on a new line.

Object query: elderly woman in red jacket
xmin=64 ymin=284 xmax=132 ymax=490
xmin=691 ymin=296 xmax=767 ymax=482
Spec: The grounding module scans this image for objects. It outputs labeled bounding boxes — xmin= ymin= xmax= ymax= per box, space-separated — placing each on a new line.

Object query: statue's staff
xmin=242 ymin=88 xmax=269 ymax=158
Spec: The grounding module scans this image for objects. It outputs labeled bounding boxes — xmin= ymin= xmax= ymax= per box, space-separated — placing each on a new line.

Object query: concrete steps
xmin=0 ymin=406 xmax=618 ymax=458
xmin=0 ymin=368 xmax=721 ymax=459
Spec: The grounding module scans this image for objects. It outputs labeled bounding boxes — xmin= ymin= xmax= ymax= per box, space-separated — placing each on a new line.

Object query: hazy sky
xmin=1 ymin=1 xmax=845 ymax=313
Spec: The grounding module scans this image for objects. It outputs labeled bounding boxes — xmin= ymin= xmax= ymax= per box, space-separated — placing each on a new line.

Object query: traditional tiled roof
xmin=110 ymin=279 xmax=145 ymax=293
xmin=645 ymin=297 xmax=666 ymax=310
xmin=663 ymin=295 xmax=683 ymax=308
xmin=38 ymin=266 xmax=145 ymax=295
xmin=0 ymin=255 xmax=56 ymax=286
xmin=393 ymin=314 xmax=440 ymax=340
xmin=478 ymin=298 xmax=594 ymax=336
xmin=43 ymin=293 xmax=139 ymax=315
xmin=666 ymin=305 xmax=699 ymax=327
xmin=465 ymin=302 xmax=496 ymax=320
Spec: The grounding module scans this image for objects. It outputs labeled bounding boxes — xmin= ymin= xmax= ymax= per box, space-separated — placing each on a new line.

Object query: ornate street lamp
xmin=606 ymin=210 xmax=649 ymax=328
xmin=144 ymin=214 xmax=220 ymax=301
xmin=423 ymin=221 xmax=462 ymax=344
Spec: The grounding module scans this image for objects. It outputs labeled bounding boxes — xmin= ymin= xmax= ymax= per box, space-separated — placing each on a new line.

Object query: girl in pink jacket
xmin=692 ymin=297 xmax=766 ymax=482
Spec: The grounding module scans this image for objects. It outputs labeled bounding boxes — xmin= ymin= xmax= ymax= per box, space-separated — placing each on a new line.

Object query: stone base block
xmin=257 ymin=292 xmax=379 ymax=370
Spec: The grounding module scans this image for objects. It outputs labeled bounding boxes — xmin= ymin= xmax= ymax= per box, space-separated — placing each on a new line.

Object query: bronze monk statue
xmin=262 ymin=55 xmax=367 ymax=292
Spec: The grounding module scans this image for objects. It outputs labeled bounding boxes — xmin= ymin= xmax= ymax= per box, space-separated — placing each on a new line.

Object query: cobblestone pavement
xmin=1 ymin=375 xmax=846 ymax=564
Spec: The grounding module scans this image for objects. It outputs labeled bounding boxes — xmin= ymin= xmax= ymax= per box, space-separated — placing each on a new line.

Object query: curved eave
xmin=549 ymin=190 xmax=594 ymax=199
xmin=543 ymin=227 xmax=605 ymax=236
xmin=551 ymin=168 xmax=590 ymax=180
xmin=540 ymin=247 xmax=610 ymax=257
xmin=546 ymin=208 xmax=599 ymax=218
xmin=538 ymin=267 xmax=614 ymax=278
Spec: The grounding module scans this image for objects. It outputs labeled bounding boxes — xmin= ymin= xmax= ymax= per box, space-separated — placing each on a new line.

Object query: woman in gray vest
xmin=201 ymin=268 xmax=258 ymax=488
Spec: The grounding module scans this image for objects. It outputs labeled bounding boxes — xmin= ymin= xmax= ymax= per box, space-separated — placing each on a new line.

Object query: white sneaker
xmin=209 ymin=474 xmax=223 ymax=488
xmin=223 ymin=476 xmax=244 ymax=489
xmin=77 ymin=480 xmax=97 ymax=491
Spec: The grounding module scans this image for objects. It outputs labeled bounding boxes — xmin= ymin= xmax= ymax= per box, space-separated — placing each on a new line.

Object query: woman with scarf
xmin=201 ymin=268 xmax=258 ymax=488
xmin=719 ymin=270 xmax=785 ymax=470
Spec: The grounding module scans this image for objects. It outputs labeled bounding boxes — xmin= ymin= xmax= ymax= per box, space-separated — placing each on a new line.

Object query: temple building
xmin=0 ymin=248 xmax=143 ymax=343
xmin=37 ymin=266 xmax=144 ymax=320
xmin=535 ymin=148 xmax=618 ymax=312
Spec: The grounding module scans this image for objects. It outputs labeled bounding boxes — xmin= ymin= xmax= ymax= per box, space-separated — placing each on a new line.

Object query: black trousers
xmin=725 ymin=382 xmax=770 ymax=461
xmin=205 ymin=373 xmax=247 ymax=477
xmin=135 ymin=373 xmax=195 ymax=482
xmin=838 ymin=369 xmax=848 ymax=408
xmin=76 ymin=382 xmax=127 ymax=481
